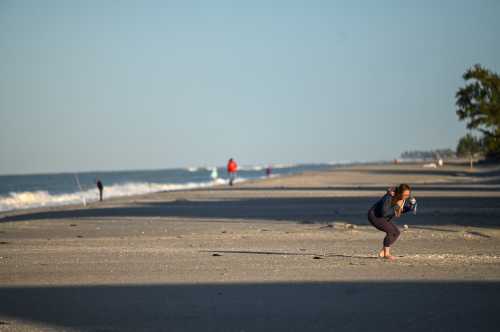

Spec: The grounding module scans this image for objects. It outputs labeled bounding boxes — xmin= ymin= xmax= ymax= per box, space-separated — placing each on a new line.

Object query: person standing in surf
xmin=96 ymin=179 xmax=104 ymax=202
xmin=367 ymin=184 xmax=417 ymax=260
xmin=227 ymin=158 xmax=238 ymax=186
xmin=266 ymin=165 xmax=272 ymax=177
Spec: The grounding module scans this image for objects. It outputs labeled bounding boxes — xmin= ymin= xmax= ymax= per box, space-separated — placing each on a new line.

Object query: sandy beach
xmin=1 ymin=162 xmax=500 ymax=331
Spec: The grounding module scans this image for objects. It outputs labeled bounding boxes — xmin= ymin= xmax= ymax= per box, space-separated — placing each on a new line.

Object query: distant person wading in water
xmin=368 ymin=184 xmax=417 ymax=260
xmin=96 ymin=179 xmax=104 ymax=202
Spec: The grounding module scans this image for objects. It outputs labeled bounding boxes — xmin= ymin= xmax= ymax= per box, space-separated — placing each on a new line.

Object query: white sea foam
xmin=271 ymin=163 xmax=297 ymax=169
xmin=327 ymin=160 xmax=353 ymax=165
xmin=238 ymin=165 xmax=264 ymax=171
xmin=238 ymin=164 xmax=298 ymax=171
xmin=0 ymin=178 xmax=243 ymax=213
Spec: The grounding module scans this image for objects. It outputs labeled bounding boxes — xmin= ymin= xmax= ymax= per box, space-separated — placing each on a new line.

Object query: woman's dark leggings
xmin=368 ymin=208 xmax=400 ymax=247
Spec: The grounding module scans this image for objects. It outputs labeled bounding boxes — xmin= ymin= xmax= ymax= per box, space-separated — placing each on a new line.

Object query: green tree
xmin=456 ymin=64 xmax=500 ymax=159
xmin=456 ymin=134 xmax=482 ymax=169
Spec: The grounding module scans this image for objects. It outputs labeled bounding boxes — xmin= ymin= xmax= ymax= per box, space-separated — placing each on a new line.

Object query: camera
xmin=404 ymin=197 xmax=418 ymax=215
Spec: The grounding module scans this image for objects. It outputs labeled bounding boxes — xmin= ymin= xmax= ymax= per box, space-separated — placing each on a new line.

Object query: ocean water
xmin=0 ymin=163 xmax=353 ymax=212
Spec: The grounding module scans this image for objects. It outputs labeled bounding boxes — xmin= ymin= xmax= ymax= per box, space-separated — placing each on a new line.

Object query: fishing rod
xmin=73 ymin=173 xmax=87 ymax=207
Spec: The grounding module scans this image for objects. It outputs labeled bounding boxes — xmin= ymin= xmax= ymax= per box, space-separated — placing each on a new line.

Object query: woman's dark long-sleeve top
xmin=372 ymin=194 xmax=397 ymax=220
xmin=372 ymin=194 xmax=414 ymax=221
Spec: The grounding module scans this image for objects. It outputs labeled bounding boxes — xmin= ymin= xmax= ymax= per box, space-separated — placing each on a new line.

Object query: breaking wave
xmin=0 ymin=178 xmax=239 ymax=212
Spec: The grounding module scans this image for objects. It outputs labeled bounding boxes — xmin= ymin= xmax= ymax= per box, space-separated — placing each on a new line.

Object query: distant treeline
xmin=400 ymin=149 xmax=456 ymax=160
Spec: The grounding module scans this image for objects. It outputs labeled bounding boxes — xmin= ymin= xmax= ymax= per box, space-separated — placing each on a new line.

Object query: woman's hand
xmin=394 ymin=199 xmax=405 ymax=217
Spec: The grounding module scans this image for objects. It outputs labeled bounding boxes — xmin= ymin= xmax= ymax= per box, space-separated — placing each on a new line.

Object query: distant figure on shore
xmin=227 ymin=158 xmax=238 ymax=186
xmin=367 ymin=184 xmax=417 ymax=260
xmin=96 ymin=179 xmax=103 ymax=201
xmin=438 ymin=158 xmax=444 ymax=167
xmin=266 ymin=166 xmax=272 ymax=177
xmin=210 ymin=167 xmax=218 ymax=180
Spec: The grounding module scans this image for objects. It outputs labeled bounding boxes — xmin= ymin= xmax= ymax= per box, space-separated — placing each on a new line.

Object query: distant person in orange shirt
xmin=227 ymin=158 xmax=238 ymax=186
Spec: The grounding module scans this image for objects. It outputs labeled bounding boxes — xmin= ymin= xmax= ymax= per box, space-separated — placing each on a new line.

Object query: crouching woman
xmin=368 ymin=183 xmax=416 ymax=260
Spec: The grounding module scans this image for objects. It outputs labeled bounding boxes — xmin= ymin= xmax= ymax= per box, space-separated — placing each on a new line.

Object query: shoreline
xmin=2 ymin=160 xmax=499 ymax=218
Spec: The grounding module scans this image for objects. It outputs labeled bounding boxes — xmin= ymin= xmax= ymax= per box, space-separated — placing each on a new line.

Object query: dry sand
xmin=1 ymin=162 xmax=500 ymax=331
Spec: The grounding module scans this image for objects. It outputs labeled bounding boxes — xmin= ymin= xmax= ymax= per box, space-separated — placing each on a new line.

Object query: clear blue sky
xmin=1 ymin=0 xmax=499 ymax=174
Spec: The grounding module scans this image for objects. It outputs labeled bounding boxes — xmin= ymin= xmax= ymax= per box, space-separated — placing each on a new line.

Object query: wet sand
xmin=1 ymin=162 xmax=500 ymax=331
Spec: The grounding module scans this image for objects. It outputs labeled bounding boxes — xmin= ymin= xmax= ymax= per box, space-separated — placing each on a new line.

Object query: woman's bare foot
xmin=380 ymin=247 xmax=396 ymax=260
